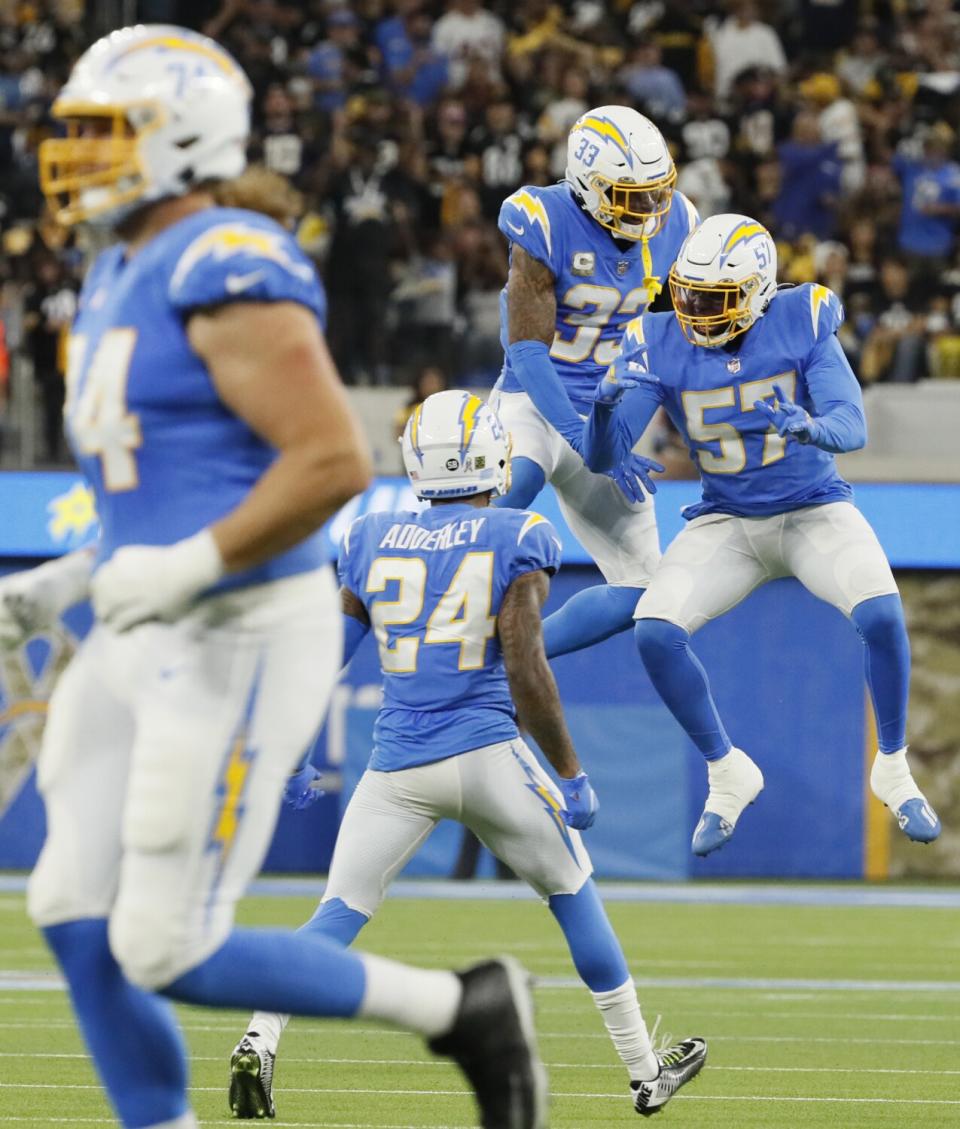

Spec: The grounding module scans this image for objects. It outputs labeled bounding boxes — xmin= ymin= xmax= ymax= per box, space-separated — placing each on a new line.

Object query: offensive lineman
xmin=492 ymin=106 xmax=698 ymax=656
xmin=583 ymin=213 xmax=941 ymax=856
xmin=0 ymin=26 xmax=546 ymax=1129
xmin=230 ymin=391 xmax=707 ymax=1119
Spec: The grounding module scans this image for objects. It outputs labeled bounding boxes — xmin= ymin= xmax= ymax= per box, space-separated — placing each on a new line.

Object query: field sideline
xmin=1 ymin=880 xmax=959 ymax=1128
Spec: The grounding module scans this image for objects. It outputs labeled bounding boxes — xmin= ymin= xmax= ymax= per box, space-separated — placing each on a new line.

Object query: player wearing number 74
xmin=584 ymin=213 xmax=940 ymax=857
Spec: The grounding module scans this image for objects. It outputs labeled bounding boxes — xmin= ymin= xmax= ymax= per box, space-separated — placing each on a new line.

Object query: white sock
xmin=246 ymin=1010 xmax=289 ymax=1056
xmin=359 ymin=953 xmax=462 ymax=1038
xmin=871 ymin=746 xmax=923 ymax=809
xmin=145 ymin=1113 xmax=198 ymax=1129
xmin=591 ymin=978 xmax=659 ymax=1082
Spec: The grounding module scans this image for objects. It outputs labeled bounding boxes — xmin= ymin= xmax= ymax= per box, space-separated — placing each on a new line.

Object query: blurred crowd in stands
xmin=2 ymin=0 xmax=960 ymax=464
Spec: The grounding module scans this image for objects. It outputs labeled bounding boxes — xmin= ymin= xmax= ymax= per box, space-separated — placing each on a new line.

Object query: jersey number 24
xmin=366 ymin=552 xmax=497 ymax=673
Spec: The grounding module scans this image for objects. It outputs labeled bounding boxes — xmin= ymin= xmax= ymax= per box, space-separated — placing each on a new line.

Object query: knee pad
xmin=634 ymin=617 xmax=687 ymax=669
xmin=108 ymin=897 xmax=206 ymax=992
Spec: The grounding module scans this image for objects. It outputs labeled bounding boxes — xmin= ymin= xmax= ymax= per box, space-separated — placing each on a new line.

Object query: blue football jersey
xmin=496 ymin=181 xmax=699 ymax=412
xmin=65 ymin=206 xmax=328 ymax=590
xmin=338 ymin=504 xmax=562 ymax=771
xmin=610 ymin=284 xmax=860 ymax=519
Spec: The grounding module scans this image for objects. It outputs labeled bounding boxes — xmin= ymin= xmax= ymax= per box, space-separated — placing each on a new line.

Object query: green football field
xmin=1 ymin=883 xmax=959 ymax=1129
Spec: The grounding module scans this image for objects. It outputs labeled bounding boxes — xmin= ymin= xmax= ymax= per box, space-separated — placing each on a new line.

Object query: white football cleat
xmin=692 ymin=747 xmax=764 ymax=856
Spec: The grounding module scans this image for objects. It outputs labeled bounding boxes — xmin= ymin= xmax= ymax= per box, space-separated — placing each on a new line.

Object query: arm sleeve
xmin=583 ymin=319 xmax=665 ymax=470
xmin=801 ymin=334 xmax=867 ymax=453
xmin=510 ymin=513 xmax=562 ymax=581
xmin=168 ymin=219 xmax=327 ymax=324
xmin=505 ymin=339 xmax=585 ymax=449
xmin=341 ymin=610 xmax=371 ymax=666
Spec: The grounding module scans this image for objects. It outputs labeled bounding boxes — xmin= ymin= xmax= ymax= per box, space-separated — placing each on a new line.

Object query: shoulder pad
xmin=499 ymin=187 xmax=555 ymax=268
xmin=168 ymin=214 xmax=326 ymax=322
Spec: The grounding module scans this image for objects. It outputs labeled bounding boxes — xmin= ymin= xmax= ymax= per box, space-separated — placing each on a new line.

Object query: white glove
xmin=0 ymin=551 xmax=95 ymax=650
xmin=91 ymin=530 xmax=225 ymax=632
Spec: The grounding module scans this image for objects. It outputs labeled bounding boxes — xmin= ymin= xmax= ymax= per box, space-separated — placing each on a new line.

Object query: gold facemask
xmin=669 ymin=264 xmax=761 ymax=347
xmin=39 ymin=100 xmax=164 ymax=226
xmin=590 ymin=166 xmax=676 ymax=240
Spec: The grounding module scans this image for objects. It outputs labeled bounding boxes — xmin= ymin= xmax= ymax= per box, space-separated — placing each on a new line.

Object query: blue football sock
xmin=543 ymin=584 xmax=642 ymax=658
xmin=851 ymin=594 xmax=910 ymax=753
xmin=164 ymin=927 xmax=366 ymax=1017
xmin=492 ymin=455 xmax=545 ymax=509
xmin=549 ymin=880 xmax=629 ymax=992
xmin=298 ymin=896 xmax=369 ymax=947
xmin=635 ymin=617 xmax=732 ymax=761
xmin=43 ymin=920 xmax=190 ymax=1129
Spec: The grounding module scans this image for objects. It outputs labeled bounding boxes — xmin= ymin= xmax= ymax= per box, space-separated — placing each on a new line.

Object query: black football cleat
xmin=229 ymin=1033 xmax=276 ymax=1119
xmin=428 ymin=956 xmax=547 ymax=1129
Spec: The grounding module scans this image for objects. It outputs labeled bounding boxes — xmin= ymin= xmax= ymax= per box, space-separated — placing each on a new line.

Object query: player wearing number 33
xmin=491 ymin=106 xmax=699 ymax=658
xmin=584 ymin=213 xmax=941 ymax=857
xmin=231 ymin=391 xmax=707 ymax=1120
xmin=3 ymin=25 xmax=550 ymax=1129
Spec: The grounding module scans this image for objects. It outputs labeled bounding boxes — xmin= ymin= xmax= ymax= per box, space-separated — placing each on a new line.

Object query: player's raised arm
xmin=504 ymin=246 xmax=585 ymax=452
xmin=498 ymin=568 xmax=598 ymax=829
xmin=189 ymin=300 xmax=372 ymax=572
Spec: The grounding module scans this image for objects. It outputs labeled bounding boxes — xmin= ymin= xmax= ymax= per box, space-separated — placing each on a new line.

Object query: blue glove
xmin=558 ymin=771 xmax=599 ymax=830
xmin=753 ymin=383 xmax=824 ymax=445
xmin=283 ymin=763 xmax=324 ymax=811
xmin=609 ymin=452 xmax=664 ymax=504
xmin=596 ymin=369 xmax=640 ymax=405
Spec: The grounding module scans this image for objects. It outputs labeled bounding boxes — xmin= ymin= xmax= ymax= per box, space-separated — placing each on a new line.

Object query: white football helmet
xmin=40 ymin=24 xmax=252 ymax=227
xmin=668 ymin=213 xmax=778 ymax=347
xmin=401 ymin=391 xmax=511 ymax=500
xmin=566 ymin=106 xmax=676 ymax=240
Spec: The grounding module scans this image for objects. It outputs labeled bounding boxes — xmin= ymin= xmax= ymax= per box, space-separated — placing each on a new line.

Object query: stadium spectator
xmin=892 ymin=123 xmax=960 ymax=270
xmin=431 ymin=0 xmax=506 ymax=89
xmin=772 ymin=111 xmax=842 ymax=241
xmin=23 ymin=256 xmax=75 ymax=464
xmin=708 ymin=0 xmax=787 ymax=105
xmin=536 ymin=67 xmax=589 ymax=179
xmin=378 ymin=1 xmax=450 ymax=106
xmin=469 ymin=92 xmax=527 ymax=217
xmin=859 ymin=255 xmax=928 ymax=384
xmin=618 ymin=40 xmax=687 ymax=126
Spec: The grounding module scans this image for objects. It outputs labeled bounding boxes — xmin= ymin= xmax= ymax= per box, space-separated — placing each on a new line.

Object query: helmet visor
xmin=669 ymin=266 xmax=757 ymax=347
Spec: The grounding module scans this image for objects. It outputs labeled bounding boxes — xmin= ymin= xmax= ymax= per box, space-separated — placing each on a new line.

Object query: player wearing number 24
xmin=230 ymin=391 xmax=707 ymax=1120
xmin=584 ymin=212 xmax=941 ymax=858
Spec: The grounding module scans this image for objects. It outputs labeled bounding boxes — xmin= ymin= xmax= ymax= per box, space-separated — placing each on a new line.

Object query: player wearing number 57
xmin=583 ymin=213 xmax=941 ymax=858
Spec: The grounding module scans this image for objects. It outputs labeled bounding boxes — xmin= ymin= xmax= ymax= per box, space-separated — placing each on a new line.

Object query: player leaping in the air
xmin=581 ymin=212 xmax=941 ymax=856
xmin=492 ymin=106 xmax=698 ymax=658
xmin=229 ymin=391 xmax=707 ymax=1120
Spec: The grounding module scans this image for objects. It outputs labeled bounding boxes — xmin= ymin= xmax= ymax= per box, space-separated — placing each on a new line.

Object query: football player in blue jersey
xmin=582 ymin=213 xmax=941 ymax=857
xmin=0 ymin=26 xmax=546 ymax=1129
xmin=230 ymin=390 xmax=707 ymax=1120
xmin=491 ymin=106 xmax=699 ymax=658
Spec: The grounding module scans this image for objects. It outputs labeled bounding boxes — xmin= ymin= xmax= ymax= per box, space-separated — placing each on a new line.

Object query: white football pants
xmin=27 ymin=568 xmax=341 ymax=989
xmin=490 ymin=390 xmax=661 ymax=587
xmin=323 ymin=737 xmax=592 ymax=917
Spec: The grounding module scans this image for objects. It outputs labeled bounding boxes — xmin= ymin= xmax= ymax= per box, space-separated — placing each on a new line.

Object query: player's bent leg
xmin=783 ymin=506 xmax=940 ymax=844
xmin=234 ymin=765 xmax=441 ymax=1116
xmin=543 ymin=583 xmax=643 ymax=658
xmin=544 ymin=456 xmax=661 ymax=657
xmin=853 ymin=595 xmax=941 ymax=843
